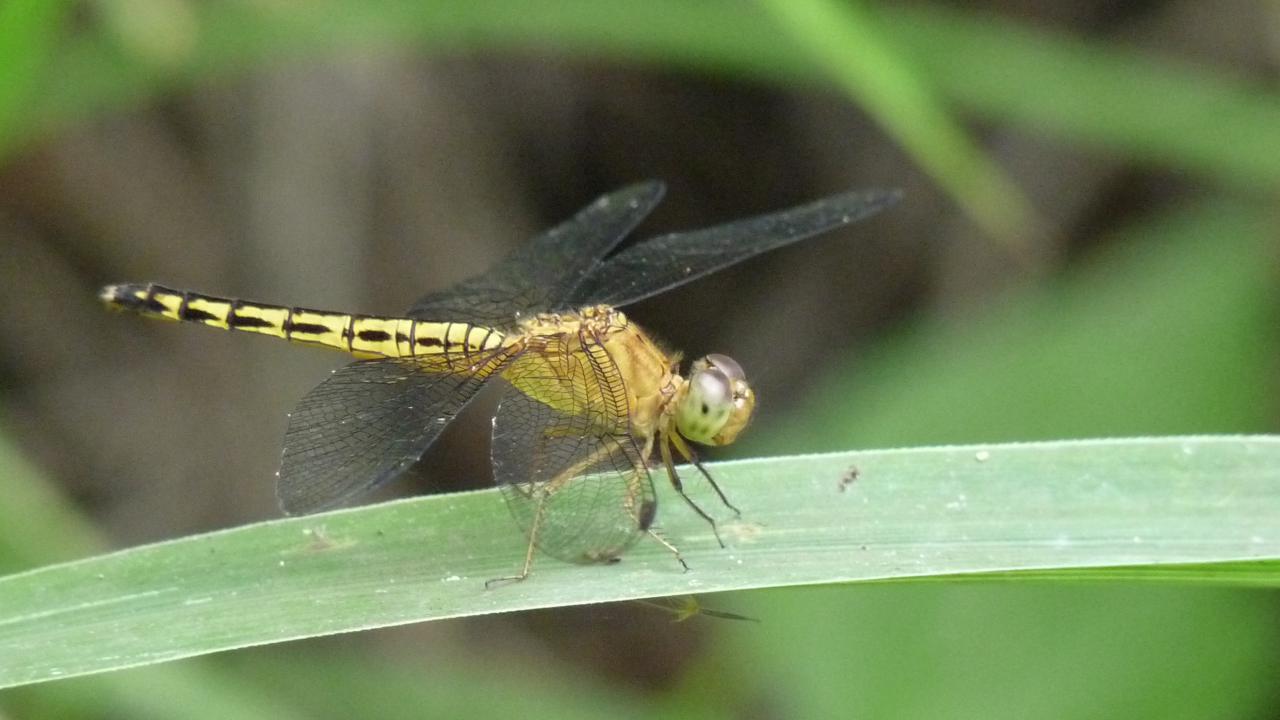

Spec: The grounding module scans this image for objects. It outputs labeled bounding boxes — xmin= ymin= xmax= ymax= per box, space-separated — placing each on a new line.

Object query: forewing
xmin=278 ymin=347 xmax=518 ymax=514
xmin=406 ymin=181 xmax=665 ymax=325
xmin=572 ymin=188 xmax=901 ymax=308
xmin=490 ymin=336 xmax=653 ymax=564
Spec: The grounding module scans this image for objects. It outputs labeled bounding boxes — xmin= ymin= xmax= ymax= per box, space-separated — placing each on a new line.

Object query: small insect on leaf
xmin=838 ymin=465 xmax=861 ymax=491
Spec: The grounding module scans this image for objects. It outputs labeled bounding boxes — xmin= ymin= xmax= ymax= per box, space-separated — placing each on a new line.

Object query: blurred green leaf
xmin=711 ymin=583 xmax=1280 ymax=719
xmin=0 ymin=0 xmax=70 ymax=142
xmin=9 ymin=1 xmax=1280 ymax=192
xmin=759 ymin=0 xmax=1037 ymax=247
xmin=2 ymin=663 xmax=313 ymax=720
xmin=6 ymin=649 xmax=674 ymax=720
xmin=0 ymin=434 xmax=105 ymax=571
xmin=225 ymin=651 xmax=669 ymax=720
xmin=887 ymin=3 xmax=1280 ymax=191
xmin=1 ymin=436 xmax=1277 ymax=688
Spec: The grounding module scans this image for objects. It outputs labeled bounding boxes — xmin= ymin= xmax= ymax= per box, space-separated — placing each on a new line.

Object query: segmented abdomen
xmin=100 ymin=282 xmax=506 ymax=359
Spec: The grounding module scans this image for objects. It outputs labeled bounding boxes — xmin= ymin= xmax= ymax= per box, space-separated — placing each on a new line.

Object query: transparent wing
xmin=491 ymin=334 xmax=654 ymax=564
xmin=572 ymin=188 xmax=902 ymax=308
xmin=278 ymin=346 xmax=519 ymax=514
xmin=406 ymin=181 xmax=666 ymax=325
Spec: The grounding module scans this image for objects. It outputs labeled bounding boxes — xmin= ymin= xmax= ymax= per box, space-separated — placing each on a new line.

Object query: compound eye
xmin=676 ymin=367 xmax=734 ymax=443
xmin=704 ymin=353 xmax=745 ymax=383
xmin=692 ymin=367 xmax=733 ymax=411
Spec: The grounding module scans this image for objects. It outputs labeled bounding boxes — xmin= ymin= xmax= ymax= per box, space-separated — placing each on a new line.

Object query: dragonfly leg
xmin=669 ymin=432 xmax=741 ymax=517
xmin=646 ymin=528 xmax=689 ymax=572
xmin=485 ymin=491 xmax=546 ymax=589
xmin=660 ymin=436 xmax=725 ymax=549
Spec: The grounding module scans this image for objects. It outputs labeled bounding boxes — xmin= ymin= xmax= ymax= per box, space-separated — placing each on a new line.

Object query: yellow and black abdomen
xmin=100 ymin=282 xmax=506 ymax=360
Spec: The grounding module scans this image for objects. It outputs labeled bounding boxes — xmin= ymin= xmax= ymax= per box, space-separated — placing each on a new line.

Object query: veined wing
xmin=278 ymin=345 xmax=520 ymax=514
xmin=571 ymin=188 xmax=901 ymax=308
xmin=490 ymin=333 xmax=653 ymax=563
xmin=405 ymin=181 xmax=665 ymax=325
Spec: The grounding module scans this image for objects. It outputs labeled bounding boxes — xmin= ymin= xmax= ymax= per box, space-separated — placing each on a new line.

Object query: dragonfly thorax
xmin=521 ymin=304 xmax=628 ymax=335
xmin=673 ymin=354 xmax=755 ymax=446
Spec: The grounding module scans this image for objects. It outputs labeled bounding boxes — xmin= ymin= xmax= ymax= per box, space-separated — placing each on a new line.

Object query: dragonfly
xmin=100 ymin=181 xmax=898 ymax=584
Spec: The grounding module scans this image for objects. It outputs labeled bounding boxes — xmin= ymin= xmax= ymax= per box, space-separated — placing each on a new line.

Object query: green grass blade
xmin=0 ymin=436 xmax=1277 ymax=689
xmin=937 ymin=560 xmax=1280 ymax=586
xmin=0 ymin=434 xmax=345 ymax=719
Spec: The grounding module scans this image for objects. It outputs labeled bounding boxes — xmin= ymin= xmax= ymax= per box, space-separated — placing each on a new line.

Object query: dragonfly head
xmin=675 ymin=354 xmax=755 ymax=446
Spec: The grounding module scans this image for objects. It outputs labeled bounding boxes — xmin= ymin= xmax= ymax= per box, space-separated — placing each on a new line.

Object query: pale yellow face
xmin=674 ymin=354 xmax=756 ymax=446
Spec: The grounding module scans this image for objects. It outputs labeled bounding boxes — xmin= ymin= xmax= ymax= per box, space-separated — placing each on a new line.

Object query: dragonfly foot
xmin=484 ymin=574 xmax=528 ymax=590
xmin=707 ymin=519 xmax=726 ymax=549
xmin=647 ymin=529 xmax=689 ymax=572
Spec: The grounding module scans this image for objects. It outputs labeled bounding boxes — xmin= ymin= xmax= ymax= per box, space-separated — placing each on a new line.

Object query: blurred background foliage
xmin=0 ymin=0 xmax=1277 ymax=718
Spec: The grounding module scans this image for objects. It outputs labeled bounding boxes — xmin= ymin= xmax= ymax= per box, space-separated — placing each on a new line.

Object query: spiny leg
xmin=660 ymin=436 xmax=725 ymax=549
xmin=486 ymin=489 xmax=546 ymax=589
xmin=669 ymin=431 xmax=741 ymax=517
xmin=490 ymin=433 xmax=639 ymax=587
xmin=646 ymin=528 xmax=689 ymax=572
